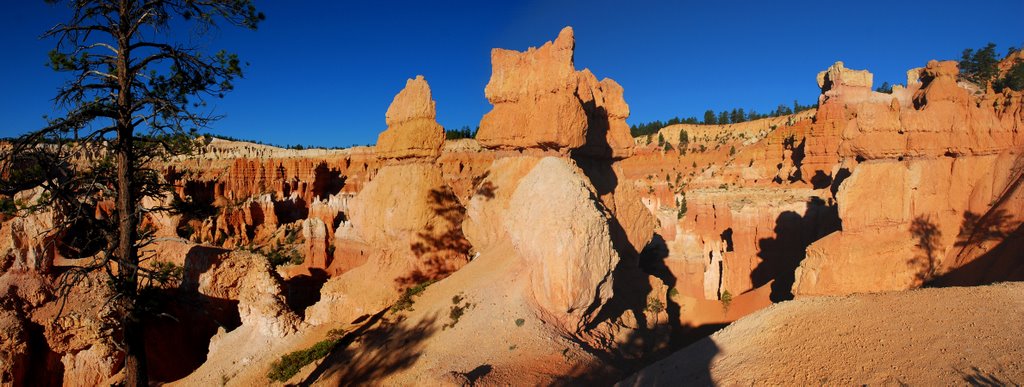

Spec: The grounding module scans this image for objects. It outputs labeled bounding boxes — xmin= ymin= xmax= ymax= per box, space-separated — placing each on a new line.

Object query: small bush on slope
xmin=267 ymin=335 xmax=341 ymax=382
xmin=720 ymin=290 xmax=733 ymax=314
xmin=646 ymin=297 xmax=665 ymax=314
xmin=391 ymin=279 xmax=437 ymax=312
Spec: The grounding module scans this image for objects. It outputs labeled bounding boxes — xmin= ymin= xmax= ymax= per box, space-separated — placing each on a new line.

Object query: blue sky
xmin=1 ymin=0 xmax=1021 ymax=147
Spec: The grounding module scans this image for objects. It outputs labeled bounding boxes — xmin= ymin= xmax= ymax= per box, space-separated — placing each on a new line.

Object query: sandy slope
xmin=620 ymin=282 xmax=1024 ymax=386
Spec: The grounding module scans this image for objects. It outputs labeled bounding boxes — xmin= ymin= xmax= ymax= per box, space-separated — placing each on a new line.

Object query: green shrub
xmin=720 ymin=290 xmax=733 ymax=313
xmin=267 ymin=338 xmax=338 ymax=382
xmin=667 ymin=287 xmax=679 ymax=299
xmin=515 ymin=318 xmax=525 ymax=327
xmin=676 ymin=193 xmax=687 ymax=220
xmin=284 ymin=228 xmax=298 ymax=244
xmin=646 ymin=297 xmax=665 ymax=314
xmin=0 ymin=197 xmax=17 ymax=216
xmin=148 ymin=261 xmax=183 ymax=287
xmin=443 ymin=293 xmax=472 ymax=329
xmin=266 ymin=247 xmax=303 ymax=267
xmin=449 ymin=304 xmax=466 ymax=323
xmin=390 ymin=279 xmax=436 ymax=312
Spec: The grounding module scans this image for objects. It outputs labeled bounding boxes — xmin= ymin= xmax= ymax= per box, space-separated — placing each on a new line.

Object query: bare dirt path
xmin=620 ymin=282 xmax=1024 ymax=385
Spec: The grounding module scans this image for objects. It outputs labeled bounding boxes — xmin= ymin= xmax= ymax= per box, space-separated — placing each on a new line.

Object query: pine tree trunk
xmin=115 ymin=1 xmax=146 ymax=384
xmin=115 ymin=142 xmax=146 ymax=386
xmin=122 ymin=308 xmax=147 ymax=386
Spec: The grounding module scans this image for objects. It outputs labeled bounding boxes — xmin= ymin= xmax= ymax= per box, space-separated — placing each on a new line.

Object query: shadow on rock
xmin=931 ymin=209 xmax=1024 ymax=287
xmin=751 ymin=196 xmax=840 ymax=301
xmin=397 ymin=187 xmax=472 ymax=290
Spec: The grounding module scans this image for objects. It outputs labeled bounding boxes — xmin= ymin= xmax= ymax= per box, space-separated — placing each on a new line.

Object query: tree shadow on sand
xmin=301 ymin=312 xmax=438 ymax=385
xmin=555 ymin=318 xmax=723 ymax=386
xmin=955 ymin=365 xmax=1017 ymax=387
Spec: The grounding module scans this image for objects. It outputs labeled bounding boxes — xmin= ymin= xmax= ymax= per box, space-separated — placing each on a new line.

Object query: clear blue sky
xmin=1 ymin=0 xmax=1021 ymax=147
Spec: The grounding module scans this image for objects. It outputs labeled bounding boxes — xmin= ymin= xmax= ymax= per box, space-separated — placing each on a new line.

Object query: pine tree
xmin=1 ymin=1 xmax=263 ymax=384
xmin=960 ymin=43 xmax=1001 ymax=87
xmin=704 ymin=109 xmax=716 ymax=125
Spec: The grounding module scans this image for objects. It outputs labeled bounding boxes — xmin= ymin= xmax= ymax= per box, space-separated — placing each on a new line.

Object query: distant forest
xmin=959 ymin=43 xmax=1023 ymax=93
xmin=445 ymin=125 xmax=478 ymax=140
xmin=202 ymin=133 xmax=350 ymax=150
xmin=629 ymin=100 xmax=817 ymax=138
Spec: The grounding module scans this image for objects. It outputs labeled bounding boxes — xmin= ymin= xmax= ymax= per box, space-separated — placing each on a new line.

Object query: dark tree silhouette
xmin=717 ymin=111 xmax=729 ymax=125
xmin=960 ymin=42 xmax=1000 ymax=87
xmin=0 ymin=1 xmax=262 ymax=384
xmin=445 ymin=125 xmax=478 ymax=140
xmin=703 ymin=109 xmax=716 ymax=125
xmin=994 ymin=60 xmax=1024 ymax=92
xmin=399 ymin=187 xmax=472 ymax=289
xmin=909 ymin=216 xmax=942 ymax=284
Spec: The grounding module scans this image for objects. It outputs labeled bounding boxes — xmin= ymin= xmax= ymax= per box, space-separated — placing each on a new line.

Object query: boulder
xmin=505 ymin=157 xmax=620 ymax=331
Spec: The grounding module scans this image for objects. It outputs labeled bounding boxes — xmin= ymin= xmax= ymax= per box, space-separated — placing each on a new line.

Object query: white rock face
xmin=505 ymin=157 xmax=620 ymax=331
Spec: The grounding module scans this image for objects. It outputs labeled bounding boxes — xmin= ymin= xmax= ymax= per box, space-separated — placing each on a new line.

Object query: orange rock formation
xmin=2 ymin=27 xmax=1023 ymax=386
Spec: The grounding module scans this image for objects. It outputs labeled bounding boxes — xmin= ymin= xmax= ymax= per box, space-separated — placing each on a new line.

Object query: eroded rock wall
xmin=793 ymin=59 xmax=1024 ymax=295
